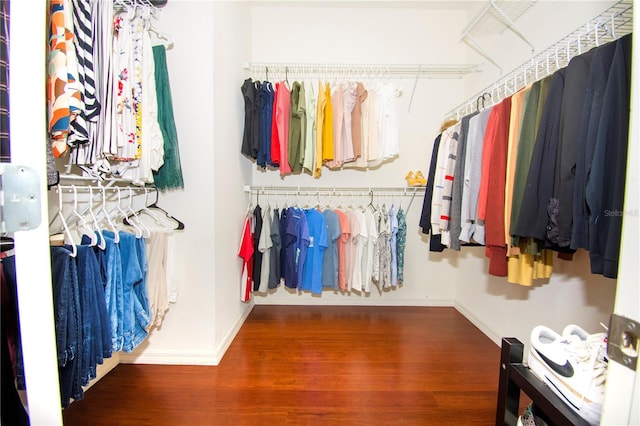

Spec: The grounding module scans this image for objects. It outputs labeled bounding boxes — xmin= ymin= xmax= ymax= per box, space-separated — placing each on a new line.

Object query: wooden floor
xmin=62 ymin=306 xmax=502 ymax=425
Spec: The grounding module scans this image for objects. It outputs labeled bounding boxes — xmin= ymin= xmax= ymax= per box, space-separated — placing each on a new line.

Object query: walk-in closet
xmin=2 ymin=0 xmax=638 ymax=425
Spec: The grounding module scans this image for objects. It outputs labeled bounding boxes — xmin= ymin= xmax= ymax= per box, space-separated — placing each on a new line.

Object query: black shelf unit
xmin=495 ymin=337 xmax=592 ymax=426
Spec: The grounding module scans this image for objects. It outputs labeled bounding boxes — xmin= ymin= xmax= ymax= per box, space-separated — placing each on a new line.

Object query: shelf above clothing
xmin=243 ymin=62 xmax=483 ymax=81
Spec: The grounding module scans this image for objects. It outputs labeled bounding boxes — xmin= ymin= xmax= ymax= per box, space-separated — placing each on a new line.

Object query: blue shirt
xmin=301 ymin=209 xmax=328 ymax=294
xmin=321 ymin=209 xmax=340 ymax=289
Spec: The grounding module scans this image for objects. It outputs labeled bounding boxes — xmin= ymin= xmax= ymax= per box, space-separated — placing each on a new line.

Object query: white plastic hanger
xmin=99 ymin=185 xmax=120 ymax=243
xmin=72 ymin=185 xmax=98 ymax=246
xmin=112 ymin=187 xmax=142 ymax=238
xmin=87 ymin=186 xmax=107 ymax=250
xmin=138 ymin=187 xmax=173 ymax=233
xmin=55 ymin=185 xmax=77 ymax=257
xmin=127 ymin=187 xmax=151 ymax=238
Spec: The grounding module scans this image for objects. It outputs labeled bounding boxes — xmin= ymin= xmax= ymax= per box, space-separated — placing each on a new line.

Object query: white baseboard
xmin=454 ymin=301 xmax=501 ymax=346
xmin=255 ymin=297 xmax=454 ymax=307
xmin=120 ymin=303 xmax=255 ymax=366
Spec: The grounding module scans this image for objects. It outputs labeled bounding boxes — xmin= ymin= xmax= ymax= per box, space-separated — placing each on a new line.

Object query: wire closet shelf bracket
xmin=446 ymin=0 xmax=633 ymax=120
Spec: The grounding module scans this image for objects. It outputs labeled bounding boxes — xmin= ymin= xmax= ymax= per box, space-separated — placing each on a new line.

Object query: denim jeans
xmin=119 ymin=232 xmax=150 ymax=352
xmin=1 ymin=253 xmax=26 ymax=391
xmin=50 ymin=245 xmax=82 ymax=408
xmin=133 ymin=236 xmax=150 ymax=348
xmin=102 ymin=231 xmax=124 ymax=352
xmin=89 ymin=243 xmax=113 ymax=361
xmin=75 ymin=242 xmax=112 ymax=387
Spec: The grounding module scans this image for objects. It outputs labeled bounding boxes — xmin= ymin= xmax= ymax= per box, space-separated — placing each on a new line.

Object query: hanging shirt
xmin=380 ymin=82 xmax=400 ymax=161
xmin=281 ymin=207 xmax=298 ymax=289
xmin=334 ymin=209 xmax=351 ymax=291
xmin=321 ymin=209 xmax=340 ymax=289
xmin=300 ymin=209 xmax=328 ymax=295
xmin=321 ymin=82 xmax=334 ymax=163
xmin=345 ymin=208 xmax=361 ymax=292
xmin=303 ymin=80 xmax=316 ymax=174
xmin=483 ymin=97 xmax=512 ymax=277
xmin=269 ymin=208 xmax=282 ymax=289
xmin=396 ymin=208 xmax=407 ymax=283
xmin=111 ymin=13 xmax=137 ymax=161
xmin=288 ymin=81 xmax=303 ymax=172
xmin=450 ymin=113 xmax=477 ymax=251
xmin=257 ymin=81 xmax=274 ymax=168
xmin=439 ymin=122 xmax=461 ymax=247
xmin=252 ymin=204 xmax=263 ymax=291
xmin=314 ymin=81 xmax=325 ymax=178
xmin=277 ymin=82 xmax=292 ymax=175
xmin=459 ymin=107 xmax=492 ymax=245
xmin=350 ymin=208 xmax=368 ymax=292
xmin=377 ymin=204 xmax=391 ymax=290
xmin=145 ymin=230 xmax=169 ymax=328
xmin=48 ymin=0 xmax=82 ymax=158
xmin=116 ymin=25 xmax=165 ymax=185
xmin=237 ymin=212 xmax=254 ymax=302
xmin=362 ymin=207 xmax=378 ymax=293
xmin=389 ymin=205 xmax=399 ymax=286
xmin=351 ymin=82 xmax=367 ymax=160
xmin=341 ymin=81 xmax=357 ymax=164
xmin=297 ymin=82 xmax=307 ymax=172
xmin=258 ymin=205 xmax=273 ymax=293
xmin=326 ymin=82 xmax=344 ymax=169
xmin=270 ymin=82 xmax=281 ymax=166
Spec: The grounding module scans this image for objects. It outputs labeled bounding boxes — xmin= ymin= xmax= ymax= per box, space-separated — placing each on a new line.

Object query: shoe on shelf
xmin=527 ymin=325 xmax=607 ymax=426
xmin=413 ymin=171 xmax=427 ymax=186
xmin=517 ymin=403 xmax=550 ymax=426
xmin=563 ymin=324 xmax=608 ymax=361
xmin=405 ymin=171 xmax=416 ymax=186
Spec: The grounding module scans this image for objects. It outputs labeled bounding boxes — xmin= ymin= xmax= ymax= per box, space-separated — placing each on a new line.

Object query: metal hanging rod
xmin=245 ymin=185 xmax=425 ymax=194
xmin=446 ymin=0 xmax=633 ymax=119
xmin=243 ymin=62 xmax=483 ymax=80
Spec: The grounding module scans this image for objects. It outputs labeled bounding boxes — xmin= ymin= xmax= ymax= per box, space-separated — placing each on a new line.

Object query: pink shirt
xmin=277 ymin=82 xmax=292 ymax=175
xmin=334 ymin=209 xmax=351 ymax=291
xmin=326 ymin=83 xmax=344 ymax=169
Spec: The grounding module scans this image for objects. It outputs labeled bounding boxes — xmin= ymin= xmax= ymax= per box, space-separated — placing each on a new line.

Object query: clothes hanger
xmin=55 ymin=185 xmax=77 ymax=257
xmin=132 ymin=188 xmax=174 ymax=233
xmin=113 ymin=187 xmax=143 ymax=238
xmin=127 ymin=187 xmax=151 ymax=238
xmin=145 ymin=187 xmax=186 ymax=230
xmin=87 ymin=186 xmax=107 ymax=250
xmin=71 ymin=185 xmax=98 ymax=246
xmin=99 ymin=185 xmax=120 ymax=243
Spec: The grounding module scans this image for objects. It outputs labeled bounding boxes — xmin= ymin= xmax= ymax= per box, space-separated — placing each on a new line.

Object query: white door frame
xmin=8 ymin=1 xmax=63 ymax=424
xmin=600 ymin=1 xmax=640 ymax=423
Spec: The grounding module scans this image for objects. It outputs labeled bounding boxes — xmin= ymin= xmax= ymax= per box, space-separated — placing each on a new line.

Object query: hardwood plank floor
xmin=62 ymin=306 xmax=503 ymax=425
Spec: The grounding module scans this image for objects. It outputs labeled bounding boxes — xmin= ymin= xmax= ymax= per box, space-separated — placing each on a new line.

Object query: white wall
xmin=125 ymin=1 xmax=255 ymax=366
xmin=248 ymin=4 xmax=469 ymax=306
xmin=126 ymin=0 xmax=622 ymax=365
xmin=211 ymin=1 xmax=255 ymax=362
xmin=244 ymin=1 xmax=619 ymax=350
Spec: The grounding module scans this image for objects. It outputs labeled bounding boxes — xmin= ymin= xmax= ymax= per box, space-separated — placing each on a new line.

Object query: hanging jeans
xmin=118 ymin=232 xmax=150 ymax=353
xmin=50 ymin=245 xmax=83 ymax=408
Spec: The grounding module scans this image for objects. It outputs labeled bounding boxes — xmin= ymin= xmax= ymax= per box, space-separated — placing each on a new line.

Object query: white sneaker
xmin=527 ymin=325 xmax=607 ymax=426
xmin=562 ymin=324 xmax=608 ymax=361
